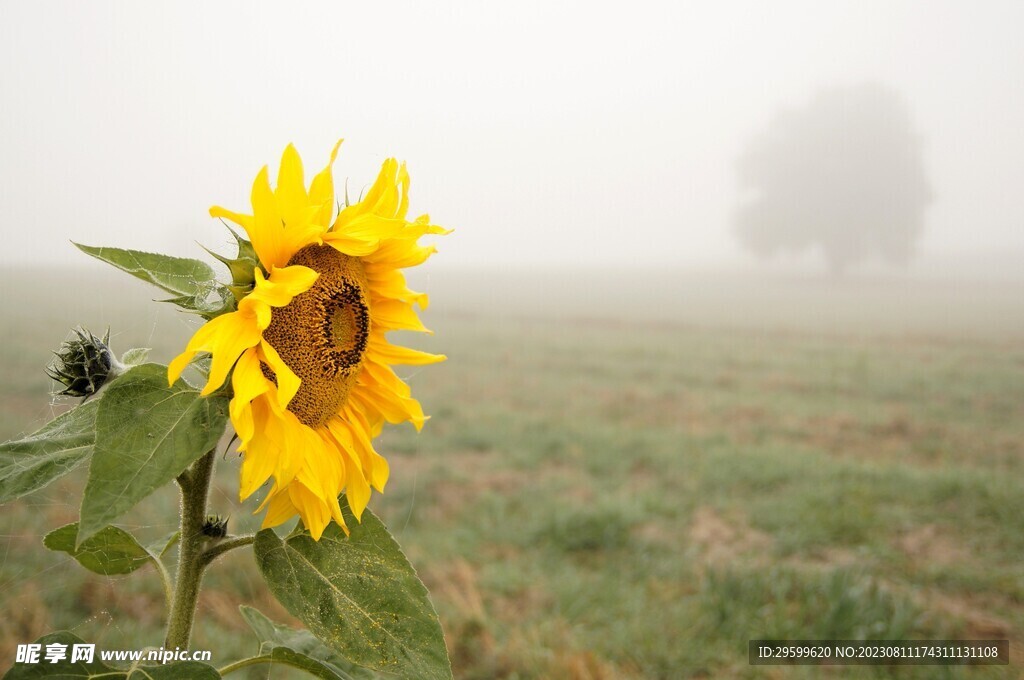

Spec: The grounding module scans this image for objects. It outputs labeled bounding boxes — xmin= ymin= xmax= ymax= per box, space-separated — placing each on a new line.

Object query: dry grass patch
xmin=550 ymin=649 xmax=635 ymax=680
xmin=896 ymin=524 xmax=972 ymax=568
xmin=688 ymin=506 xmax=772 ymax=568
xmin=0 ymin=583 xmax=50 ymax=663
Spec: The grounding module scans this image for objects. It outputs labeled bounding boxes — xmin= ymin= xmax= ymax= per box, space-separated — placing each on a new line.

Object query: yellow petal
xmin=322 ymin=232 xmax=380 ymax=257
xmin=396 ymin=162 xmax=410 ymax=220
xmin=344 ymin=453 xmax=371 ymax=522
xmin=334 ymin=214 xmax=408 ymax=242
xmin=230 ymin=348 xmax=270 ymax=444
xmin=260 ymin=491 xmax=298 ymax=529
xmin=328 ymin=493 xmax=347 ymax=532
xmin=273 ymin=407 xmax=310 ymax=489
xmin=316 ymin=428 xmax=350 ymax=484
xmin=238 ymin=394 xmax=307 ymax=501
xmin=309 ymin=139 xmax=343 ymax=228
xmin=363 ymin=240 xmax=438 ymax=268
xmin=168 ymin=351 xmax=193 ymax=388
xmin=302 ymin=455 xmax=344 ymax=527
xmin=343 ymin=158 xmax=400 ymax=220
xmin=275 ymin=144 xmax=309 ymax=230
xmin=239 ymin=400 xmax=283 ymax=500
xmin=341 ymin=406 xmax=390 ymax=491
xmin=358 ymin=363 xmax=428 ymax=430
xmin=365 ymin=265 xmax=429 ymax=309
xmin=240 ymin=446 xmax=276 ymax=501
xmin=258 ymin=340 xmax=300 ymax=409
xmin=244 ymin=265 xmax=319 ymax=309
xmin=248 ymin=165 xmax=286 ymax=269
xmin=238 ymin=265 xmax=319 ymax=330
xmin=362 ymin=359 xmax=412 ymax=398
xmin=368 ymin=334 xmax=446 ymax=366
xmin=372 ymin=299 xmax=431 ymax=334
xmin=168 ymin=310 xmax=262 ymax=395
xmin=289 ymin=482 xmax=331 ymax=540
xmin=209 ymin=205 xmax=254 ymax=232
xmin=370 ymin=452 xmax=390 ymax=493
xmin=355 ymin=383 xmax=427 ymax=430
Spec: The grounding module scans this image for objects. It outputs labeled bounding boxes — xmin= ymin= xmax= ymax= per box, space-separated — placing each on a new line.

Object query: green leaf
xmin=120 ymin=348 xmax=151 ymax=366
xmin=44 ymin=523 xmax=152 ymax=575
xmin=73 ymin=244 xmax=236 ymax=319
xmin=147 ymin=531 xmax=180 ymax=559
xmin=191 ymin=356 xmax=212 ymax=379
xmin=73 ymin=244 xmax=217 ymax=298
xmin=0 ymin=401 xmax=98 ymax=504
xmin=238 ymin=606 xmax=377 ymax=680
xmin=78 ymin=364 xmax=228 ymax=545
xmin=254 ymin=497 xmax=452 ymax=680
xmin=161 ymin=284 xmax=234 ymax=320
xmin=2 ymin=631 xmax=121 ymax=679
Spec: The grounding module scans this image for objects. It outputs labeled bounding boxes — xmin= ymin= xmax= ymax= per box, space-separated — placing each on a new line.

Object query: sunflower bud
xmin=206 ymin=226 xmax=260 ymax=302
xmin=201 ymin=514 xmax=229 ymax=538
xmin=46 ymin=328 xmax=123 ymax=399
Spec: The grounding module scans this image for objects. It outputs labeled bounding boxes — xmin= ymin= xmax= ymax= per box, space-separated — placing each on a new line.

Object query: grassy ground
xmin=0 ymin=267 xmax=1022 ymax=678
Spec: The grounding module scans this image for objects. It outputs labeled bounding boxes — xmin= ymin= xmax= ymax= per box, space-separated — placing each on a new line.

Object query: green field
xmin=1 ymin=267 xmax=1022 ymax=678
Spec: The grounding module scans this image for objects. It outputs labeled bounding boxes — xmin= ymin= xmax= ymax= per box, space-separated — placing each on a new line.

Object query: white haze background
xmin=1 ymin=1 xmax=1022 ymax=283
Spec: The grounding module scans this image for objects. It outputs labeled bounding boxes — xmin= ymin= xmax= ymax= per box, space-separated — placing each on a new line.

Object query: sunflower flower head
xmin=169 ymin=141 xmax=448 ymax=540
xmin=47 ymin=327 xmax=123 ymax=399
xmin=201 ymin=514 xmax=230 ymax=539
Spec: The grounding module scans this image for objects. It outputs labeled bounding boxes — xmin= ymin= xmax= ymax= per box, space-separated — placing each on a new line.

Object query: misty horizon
xmin=1 ymin=1 xmax=1023 ymax=280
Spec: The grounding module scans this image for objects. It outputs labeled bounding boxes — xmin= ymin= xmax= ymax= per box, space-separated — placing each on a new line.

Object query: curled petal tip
xmin=329 ymin=139 xmax=344 ymax=161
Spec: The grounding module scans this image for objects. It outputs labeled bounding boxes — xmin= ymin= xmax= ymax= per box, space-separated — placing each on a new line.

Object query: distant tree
xmin=734 ymin=83 xmax=932 ymax=274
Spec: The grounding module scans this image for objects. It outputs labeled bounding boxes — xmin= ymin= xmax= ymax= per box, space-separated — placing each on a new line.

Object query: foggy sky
xmin=1 ymin=1 xmax=1022 ymax=274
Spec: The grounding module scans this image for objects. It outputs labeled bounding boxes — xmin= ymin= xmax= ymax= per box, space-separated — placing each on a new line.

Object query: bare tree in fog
xmin=735 ymin=83 xmax=932 ymax=274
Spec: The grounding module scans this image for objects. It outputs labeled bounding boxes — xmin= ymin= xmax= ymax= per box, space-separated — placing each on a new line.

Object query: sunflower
xmin=168 ymin=142 xmax=447 ymax=540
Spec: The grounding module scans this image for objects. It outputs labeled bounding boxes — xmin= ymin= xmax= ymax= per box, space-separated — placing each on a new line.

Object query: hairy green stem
xmin=164 ymin=450 xmax=216 ymax=648
xmin=200 ymin=533 xmax=256 ymax=567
